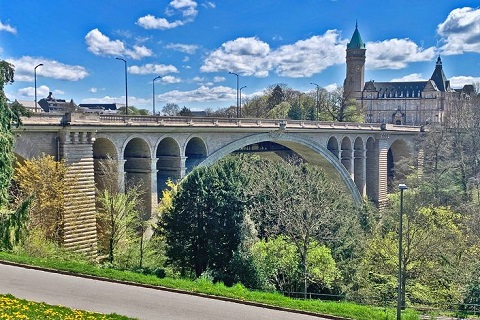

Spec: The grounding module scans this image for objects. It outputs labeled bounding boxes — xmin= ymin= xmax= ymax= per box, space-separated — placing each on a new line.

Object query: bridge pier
xmin=60 ymin=130 xmax=98 ymax=258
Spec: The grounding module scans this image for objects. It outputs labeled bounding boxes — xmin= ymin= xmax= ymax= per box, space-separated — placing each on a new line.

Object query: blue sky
xmin=1 ymin=0 xmax=480 ymax=112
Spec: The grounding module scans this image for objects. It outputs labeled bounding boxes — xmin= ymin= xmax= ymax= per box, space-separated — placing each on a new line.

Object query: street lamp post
xmin=34 ymin=63 xmax=43 ymax=112
xmin=152 ymin=75 xmax=162 ymax=116
xmin=310 ymin=82 xmax=319 ymax=121
xmin=397 ymin=183 xmax=408 ymax=320
xmin=229 ymin=72 xmax=239 ymax=118
xmin=116 ymin=57 xmax=128 ymax=115
xmin=239 ymin=86 xmax=247 ymax=118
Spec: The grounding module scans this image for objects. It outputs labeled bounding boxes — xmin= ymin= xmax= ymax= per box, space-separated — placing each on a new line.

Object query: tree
xmin=356 ymin=192 xmax=470 ymax=307
xmin=14 ymin=155 xmax=69 ymax=243
xmin=266 ymin=84 xmax=285 ymax=111
xmin=162 ymin=103 xmax=180 ymax=116
xmin=97 ymin=188 xmax=140 ymax=264
xmin=178 ymin=106 xmax=192 ymax=117
xmin=95 ymin=156 xmax=144 ymax=265
xmin=319 ymin=87 xmax=363 ymax=122
xmin=266 ymin=101 xmax=291 ymax=119
xmin=118 ymin=105 xmax=150 ymax=115
xmin=0 ymin=59 xmax=16 ymax=207
xmin=160 ymin=156 xmax=250 ymax=280
xmin=251 ymin=236 xmax=339 ymax=293
xmin=249 ymin=159 xmax=355 ymax=297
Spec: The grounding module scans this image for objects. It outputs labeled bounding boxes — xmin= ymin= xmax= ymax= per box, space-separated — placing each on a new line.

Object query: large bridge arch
xmin=198 ymin=132 xmax=362 ymax=205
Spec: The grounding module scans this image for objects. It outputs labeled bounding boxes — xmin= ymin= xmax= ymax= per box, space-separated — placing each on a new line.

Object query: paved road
xmin=0 ymin=263 xmax=329 ymax=320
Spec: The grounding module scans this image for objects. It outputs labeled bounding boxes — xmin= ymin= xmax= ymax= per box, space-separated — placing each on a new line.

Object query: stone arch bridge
xmin=14 ymin=113 xmax=422 ymax=257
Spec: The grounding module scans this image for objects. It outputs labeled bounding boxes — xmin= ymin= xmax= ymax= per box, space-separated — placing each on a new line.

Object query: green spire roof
xmin=347 ymin=23 xmax=365 ymax=49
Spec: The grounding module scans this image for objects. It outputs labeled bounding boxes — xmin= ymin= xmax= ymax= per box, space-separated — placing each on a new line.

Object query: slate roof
xmin=363 ymin=81 xmax=427 ymax=98
xmin=430 ymin=56 xmax=453 ymax=92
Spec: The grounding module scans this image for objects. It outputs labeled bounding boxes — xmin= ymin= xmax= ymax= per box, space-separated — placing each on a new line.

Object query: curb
xmin=0 ymin=259 xmax=351 ymax=320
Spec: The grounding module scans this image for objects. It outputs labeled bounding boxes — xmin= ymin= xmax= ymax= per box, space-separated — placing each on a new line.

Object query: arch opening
xmin=124 ymin=137 xmax=152 ymax=217
xmin=156 ymin=137 xmax=181 ymax=194
xmin=387 ymin=139 xmax=411 ymax=192
xmin=185 ymin=137 xmax=207 ymax=174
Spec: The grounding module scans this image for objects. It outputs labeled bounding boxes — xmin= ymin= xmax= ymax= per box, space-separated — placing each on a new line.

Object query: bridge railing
xmin=19 ymin=112 xmax=423 ymax=132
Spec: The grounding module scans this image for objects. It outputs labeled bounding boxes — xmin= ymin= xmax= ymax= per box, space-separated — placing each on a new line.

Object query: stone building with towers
xmin=344 ymin=25 xmax=475 ymax=126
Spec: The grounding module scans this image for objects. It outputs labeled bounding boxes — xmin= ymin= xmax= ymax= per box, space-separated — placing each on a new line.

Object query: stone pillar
xmin=354 ymin=148 xmax=367 ymax=197
xmin=118 ymin=159 xmax=126 ymax=193
xmin=375 ymin=135 xmax=390 ymax=206
xmin=149 ymin=157 xmax=158 ymax=215
xmin=341 ymin=148 xmax=354 ymax=179
xmin=179 ymin=156 xmax=187 ymax=178
xmin=60 ymin=130 xmax=97 ymax=258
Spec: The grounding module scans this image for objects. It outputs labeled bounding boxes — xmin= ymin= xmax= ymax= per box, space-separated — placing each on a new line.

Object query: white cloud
xmin=366 ymin=38 xmax=436 ymax=69
xmin=128 ymin=63 xmax=179 ymax=75
xmin=169 ymin=0 xmax=198 ymax=18
xmin=137 ymin=15 xmax=185 ymax=30
xmin=390 ymin=73 xmax=427 ymax=82
xmin=202 ymin=1 xmax=216 ymax=9
xmin=437 ymin=7 xmax=480 ymax=55
xmin=201 ymin=37 xmax=272 ymax=77
xmin=160 ymin=75 xmax=181 ymax=84
xmin=82 ymin=95 xmax=150 ymax=107
xmin=213 ymin=76 xmax=225 ymax=82
xmin=449 ymin=75 xmax=480 ymax=88
xmin=17 ymin=85 xmax=63 ymax=98
xmin=0 ymin=20 xmax=16 ymax=34
xmin=7 ymin=56 xmax=89 ymax=81
xmin=158 ymin=85 xmax=235 ymax=103
xmin=89 ymin=88 xmax=97 ymax=93
xmin=165 ymin=43 xmax=199 ymax=54
xmin=201 ymin=31 xmax=347 ymax=78
xmin=85 ymin=28 xmax=153 ymax=59
xmin=271 ymin=30 xmax=346 ymax=77
xmin=137 ymin=0 xmax=198 ymax=30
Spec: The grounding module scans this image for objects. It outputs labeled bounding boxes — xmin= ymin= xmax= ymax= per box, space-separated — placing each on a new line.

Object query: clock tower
xmin=344 ymin=23 xmax=366 ymax=98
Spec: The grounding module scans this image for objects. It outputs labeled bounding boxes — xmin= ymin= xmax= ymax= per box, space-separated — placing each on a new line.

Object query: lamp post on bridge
xmin=34 ymin=63 xmax=43 ymax=113
xmin=152 ymin=75 xmax=162 ymax=116
xmin=239 ymin=86 xmax=247 ymax=118
xmin=397 ymin=183 xmax=408 ymax=320
xmin=229 ymin=71 xmax=239 ymax=118
xmin=116 ymin=57 xmax=128 ymax=115
xmin=310 ymin=82 xmax=319 ymax=121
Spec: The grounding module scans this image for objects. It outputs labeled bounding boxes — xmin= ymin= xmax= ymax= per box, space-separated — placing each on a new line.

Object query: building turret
xmin=344 ymin=23 xmax=366 ymax=98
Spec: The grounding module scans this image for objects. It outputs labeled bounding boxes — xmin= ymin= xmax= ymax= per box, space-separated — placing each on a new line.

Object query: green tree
xmin=178 ymin=106 xmax=192 ymax=116
xmin=251 ymin=236 xmax=340 ymax=293
xmin=0 ymin=60 xmax=16 ymax=206
xmin=249 ymin=159 xmax=355 ymax=297
xmin=161 ymin=156 xmax=250 ymax=280
xmin=356 ymin=193 xmax=470 ymax=307
xmin=266 ymin=84 xmax=285 ymax=111
xmin=0 ymin=59 xmax=32 ymax=250
xmin=118 ymin=105 xmax=150 ymax=115
xmin=97 ymin=188 xmax=140 ymax=264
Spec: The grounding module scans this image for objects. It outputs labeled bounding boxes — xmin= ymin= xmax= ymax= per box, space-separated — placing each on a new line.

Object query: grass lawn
xmin=0 ymin=251 xmax=419 ymax=320
xmin=0 ymin=294 xmax=134 ymax=320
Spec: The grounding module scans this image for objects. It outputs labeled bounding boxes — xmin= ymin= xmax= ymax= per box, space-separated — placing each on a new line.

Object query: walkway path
xmin=0 ymin=263 xmax=332 ymax=320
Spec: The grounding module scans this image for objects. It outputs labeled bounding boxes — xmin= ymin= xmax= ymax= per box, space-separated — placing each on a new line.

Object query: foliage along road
xmin=0 ymin=262 xmax=333 ymax=320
